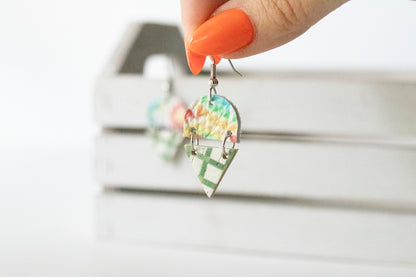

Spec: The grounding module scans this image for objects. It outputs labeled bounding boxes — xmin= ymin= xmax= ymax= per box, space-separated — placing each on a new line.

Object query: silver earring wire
xmin=209 ymin=56 xmax=242 ymax=76
xmin=208 ymin=56 xmax=242 ymax=103
xmin=227 ymin=59 xmax=243 ymax=77
xmin=209 ymin=56 xmax=218 ymax=104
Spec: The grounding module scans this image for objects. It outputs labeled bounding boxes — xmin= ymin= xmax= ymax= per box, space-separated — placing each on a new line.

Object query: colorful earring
xmin=183 ymin=57 xmax=241 ymax=198
xmin=147 ymin=79 xmax=187 ymax=161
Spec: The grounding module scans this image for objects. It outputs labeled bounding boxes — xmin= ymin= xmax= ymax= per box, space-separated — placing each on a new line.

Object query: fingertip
xmin=189 ymin=8 xmax=254 ymax=57
xmin=186 ymin=47 xmax=206 ymax=75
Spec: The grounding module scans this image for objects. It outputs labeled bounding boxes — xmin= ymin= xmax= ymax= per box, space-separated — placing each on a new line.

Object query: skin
xmin=181 ymin=0 xmax=349 ymax=59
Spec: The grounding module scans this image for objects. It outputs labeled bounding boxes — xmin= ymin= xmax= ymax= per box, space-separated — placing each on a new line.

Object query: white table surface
xmin=1 ymin=145 xmax=415 ymax=277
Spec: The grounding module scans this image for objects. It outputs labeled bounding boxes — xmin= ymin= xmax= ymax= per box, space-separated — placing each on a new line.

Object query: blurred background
xmin=1 ymin=0 xmax=416 ymax=276
xmin=1 ymin=0 xmax=416 ymax=147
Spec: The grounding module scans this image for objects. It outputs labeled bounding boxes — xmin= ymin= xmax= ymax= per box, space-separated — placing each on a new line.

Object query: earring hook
xmin=227 ymin=59 xmax=242 ymax=77
xmin=208 ymin=56 xmax=242 ymax=103
xmin=208 ymin=56 xmax=218 ymax=104
xmin=209 ymin=56 xmax=218 ymax=87
xmin=209 ymin=56 xmax=242 ymax=77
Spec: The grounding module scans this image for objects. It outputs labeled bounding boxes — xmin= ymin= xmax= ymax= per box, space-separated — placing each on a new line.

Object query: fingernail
xmin=186 ymin=46 xmax=206 ymax=75
xmin=186 ymin=40 xmax=221 ymax=74
xmin=190 ymin=9 xmax=254 ymax=56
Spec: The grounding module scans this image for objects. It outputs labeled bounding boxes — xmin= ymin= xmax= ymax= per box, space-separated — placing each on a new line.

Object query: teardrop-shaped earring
xmin=183 ymin=57 xmax=241 ymax=198
xmin=147 ymin=79 xmax=187 ymax=162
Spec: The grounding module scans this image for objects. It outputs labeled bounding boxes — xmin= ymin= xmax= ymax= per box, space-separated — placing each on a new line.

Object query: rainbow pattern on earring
xmin=183 ymin=95 xmax=241 ymax=142
xmin=147 ymin=96 xmax=186 ymax=131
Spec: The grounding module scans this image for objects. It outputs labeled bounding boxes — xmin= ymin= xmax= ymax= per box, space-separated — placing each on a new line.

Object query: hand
xmin=181 ymin=0 xmax=349 ymax=74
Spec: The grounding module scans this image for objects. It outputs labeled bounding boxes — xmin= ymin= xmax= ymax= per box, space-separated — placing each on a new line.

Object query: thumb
xmin=188 ymin=0 xmax=348 ymax=62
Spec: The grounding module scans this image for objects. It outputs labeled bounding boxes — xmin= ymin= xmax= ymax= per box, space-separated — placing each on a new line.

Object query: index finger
xmin=180 ymin=0 xmax=227 ymax=42
xmin=181 ymin=0 xmax=226 ymax=74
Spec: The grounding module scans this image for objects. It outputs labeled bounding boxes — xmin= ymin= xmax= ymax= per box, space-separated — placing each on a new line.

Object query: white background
xmin=0 ymin=0 xmax=416 ymax=148
xmin=1 ymin=2 xmax=416 ymax=275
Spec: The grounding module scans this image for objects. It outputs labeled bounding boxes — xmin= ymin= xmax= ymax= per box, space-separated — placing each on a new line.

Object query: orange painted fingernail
xmin=190 ymin=9 xmax=254 ymax=56
xmin=186 ymin=45 xmax=206 ymax=75
xmin=213 ymin=56 xmax=221 ymax=64
xmin=186 ymin=41 xmax=220 ymax=74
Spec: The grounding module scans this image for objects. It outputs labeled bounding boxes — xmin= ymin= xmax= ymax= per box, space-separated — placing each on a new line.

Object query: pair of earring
xmin=147 ymin=57 xmax=242 ymax=198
